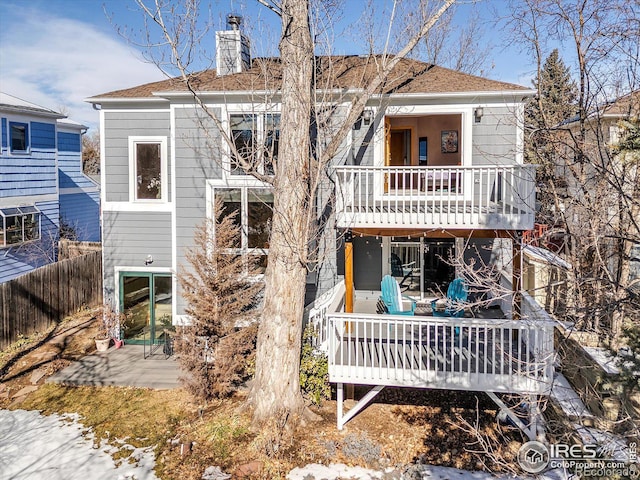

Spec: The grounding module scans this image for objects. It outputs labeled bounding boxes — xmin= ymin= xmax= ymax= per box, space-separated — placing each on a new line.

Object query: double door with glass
xmin=119 ymin=273 xmax=172 ymax=345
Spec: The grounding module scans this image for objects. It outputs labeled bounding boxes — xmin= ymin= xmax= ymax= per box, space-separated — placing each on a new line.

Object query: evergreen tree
xmin=526 ymin=49 xmax=578 ymax=131
xmin=525 ymin=50 xmax=578 ymax=225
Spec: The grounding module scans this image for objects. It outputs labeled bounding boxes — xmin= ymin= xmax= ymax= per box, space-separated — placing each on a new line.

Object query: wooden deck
xmin=328 ymin=314 xmax=554 ymax=395
xmin=47 ymin=344 xmax=180 ymax=389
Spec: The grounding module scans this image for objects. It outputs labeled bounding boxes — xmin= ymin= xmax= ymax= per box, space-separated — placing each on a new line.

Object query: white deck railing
xmin=327 ymin=313 xmax=555 ymax=395
xmin=333 ymin=165 xmax=536 ymax=230
xmin=303 ymin=281 xmax=345 ymax=351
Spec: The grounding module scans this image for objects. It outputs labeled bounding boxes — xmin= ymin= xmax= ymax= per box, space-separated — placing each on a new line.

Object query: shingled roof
xmin=602 ymin=90 xmax=640 ymax=117
xmin=88 ymin=56 xmax=528 ymax=101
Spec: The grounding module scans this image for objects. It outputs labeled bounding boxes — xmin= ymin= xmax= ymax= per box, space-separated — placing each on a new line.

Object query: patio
xmin=47 ymin=344 xmax=180 ymax=389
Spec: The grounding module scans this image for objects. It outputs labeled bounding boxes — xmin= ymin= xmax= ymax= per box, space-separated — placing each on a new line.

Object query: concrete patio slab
xmin=47 ymin=344 xmax=180 ymax=389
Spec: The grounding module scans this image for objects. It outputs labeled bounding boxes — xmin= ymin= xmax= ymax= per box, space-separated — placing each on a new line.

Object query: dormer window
xmin=0 ymin=205 xmax=41 ymax=248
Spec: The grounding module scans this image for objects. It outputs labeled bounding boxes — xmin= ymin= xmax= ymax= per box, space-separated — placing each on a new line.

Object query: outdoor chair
xmin=431 ymin=277 xmax=468 ymax=318
xmin=390 ymin=253 xmax=417 ymax=288
xmin=380 ymin=275 xmax=416 ymax=315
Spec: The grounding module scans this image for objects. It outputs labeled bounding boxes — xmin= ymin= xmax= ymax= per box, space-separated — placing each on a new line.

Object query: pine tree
xmin=525 ymin=50 xmax=578 ymax=225
xmin=526 ymin=49 xmax=578 ymax=131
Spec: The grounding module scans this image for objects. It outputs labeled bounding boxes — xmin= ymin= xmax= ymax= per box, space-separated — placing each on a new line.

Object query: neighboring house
xmin=0 ymin=93 xmax=100 ymax=283
xmin=57 ymin=118 xmax=101 ymax=242
xmin=556 ymin=90 xmax=640 ymax=286
xmin=88 ymin=20 xmax=553 ymax=439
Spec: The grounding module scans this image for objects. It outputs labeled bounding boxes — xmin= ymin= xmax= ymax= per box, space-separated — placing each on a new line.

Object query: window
xmin=129 ymin=137 xmax=167 ymax=202
xmin=0 ymin=205 xmax=41 ymax=248
xmin=215 ymin=187 xmax=273 ymax=274
xmin=229 ymin=113 xmax=280 ymax=176
xmin=9 ymin=122 xmax=29 ymax=153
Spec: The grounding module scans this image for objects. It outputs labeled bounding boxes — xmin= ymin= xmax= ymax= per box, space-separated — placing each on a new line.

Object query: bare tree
xmin=82 ymin=131 xmax=100 ymax=176
xmin=505 ymin=0 xmax=640 ymax=347
xmin=423 ymin=5 xmax=493 ymax=76
xmin=121 ymin=0 xmax=457 ymax=433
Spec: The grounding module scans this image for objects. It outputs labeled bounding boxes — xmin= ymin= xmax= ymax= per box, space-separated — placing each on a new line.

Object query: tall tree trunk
xmin=248 ymin=0 xmax=314 ymax=427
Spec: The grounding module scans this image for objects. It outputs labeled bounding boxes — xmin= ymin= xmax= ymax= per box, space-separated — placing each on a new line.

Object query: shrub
xmin=299 ymin=325 xmax=330 ymax=405
xmin=176 ymin=199 xmax=263 ymax=401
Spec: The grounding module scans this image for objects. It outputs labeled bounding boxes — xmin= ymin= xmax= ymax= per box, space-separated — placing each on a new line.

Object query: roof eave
xmin=84 ymin=96 xmax=170 ymax=105
xmin=90 ymin=88 xmax=536 ymax=103
xmin=0 ymin=104 xmax=66 ymax=119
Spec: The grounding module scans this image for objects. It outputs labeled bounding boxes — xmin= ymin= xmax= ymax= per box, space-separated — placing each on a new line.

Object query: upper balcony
xmin=333 ymin=165 xmax=536 ymax=232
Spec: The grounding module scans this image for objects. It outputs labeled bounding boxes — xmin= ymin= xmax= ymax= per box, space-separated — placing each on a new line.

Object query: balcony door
xmin=387 ymin=128 xmax=414 ymax=190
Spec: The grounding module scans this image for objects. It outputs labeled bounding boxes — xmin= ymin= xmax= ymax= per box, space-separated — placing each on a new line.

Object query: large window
xmin=229 ymin=113 xmax=280 ymax=176
xmin=0 ymin=205 xmax=41 ymax=248
xmin=9 ymin=122 xmax=29 ymax=153
xmin=215 ymin=187 xmax=273 ymax=273
xmin=129 ymin=137 xmax=167 ymax=202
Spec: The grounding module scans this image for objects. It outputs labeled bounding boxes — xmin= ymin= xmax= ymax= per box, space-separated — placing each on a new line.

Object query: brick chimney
xmin=215 ymin=14 xmax=251 ymax=76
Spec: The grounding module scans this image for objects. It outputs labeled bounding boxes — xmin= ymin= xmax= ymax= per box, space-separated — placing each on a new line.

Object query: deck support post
xmin=345 ymin=230 xmax=354 ymax=314
xmin=337 ymin=384 xmax=385 ymax=430
xmin=337 ymin=383 xmax=344 ymax=429
xmin=512 ymin=232 xmax=523 ymax=320
xmin=487 ymin=391 xmax=540 ymax=441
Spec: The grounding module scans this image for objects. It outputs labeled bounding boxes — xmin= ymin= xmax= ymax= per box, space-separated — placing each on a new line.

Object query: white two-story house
xmin=88 ymin=19 xmax=554 ymax=439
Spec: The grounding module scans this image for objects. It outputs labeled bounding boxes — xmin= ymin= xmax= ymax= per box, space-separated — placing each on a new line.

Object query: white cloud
xmin=0 ymin=7 xmax=165 ymax=131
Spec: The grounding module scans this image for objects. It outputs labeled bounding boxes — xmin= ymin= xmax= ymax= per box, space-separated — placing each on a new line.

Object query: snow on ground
xmin=0 ymin=409 xmax=579 ymax=480
xmin=288 ymin=463 xmax=515 ymax=480
xmin=0 ymin=409 xmax=159 ymax=480
xmin=287 ymin=463 xmax=577 ymax=480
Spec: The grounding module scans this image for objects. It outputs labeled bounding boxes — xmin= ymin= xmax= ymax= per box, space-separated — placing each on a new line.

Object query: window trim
xmin=9 ymin=121 xmax=30 ymax=154
xmin=128 ymin=136 xmax=168 ymax=203
xmin=0 ymin=205 xmax=41 ymax=248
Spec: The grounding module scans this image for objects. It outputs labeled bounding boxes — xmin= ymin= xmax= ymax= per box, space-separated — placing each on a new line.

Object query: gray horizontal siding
xmin=103 ymin=111 xmax=171 ymax=202
xmin=472 ymin=106 xmax=519 ymax=165
xmin=102 ymin=210 xmax=172 ymax=302
xmin=174 ymin=106 xmax=223 ymax=314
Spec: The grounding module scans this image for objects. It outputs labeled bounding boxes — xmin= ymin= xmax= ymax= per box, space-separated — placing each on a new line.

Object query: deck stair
xmin=550 ymin=372 xmax=596 ymax=426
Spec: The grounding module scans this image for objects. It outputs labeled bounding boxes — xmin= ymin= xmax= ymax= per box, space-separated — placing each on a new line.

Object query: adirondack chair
xmin=380 ymin=275 xmax=416 ymax=315
xmin=431 ymin=278 xmax=468 ymax=318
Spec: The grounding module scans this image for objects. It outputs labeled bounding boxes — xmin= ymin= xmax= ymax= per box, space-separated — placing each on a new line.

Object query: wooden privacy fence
xmin=0 ymin=251 xmax=102 ymax=350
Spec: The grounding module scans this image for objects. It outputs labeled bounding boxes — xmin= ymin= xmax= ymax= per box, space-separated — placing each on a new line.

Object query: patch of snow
xmin=550 ymin=373 xmax=594 ymax=419
xmin=0 ymin=409 xmax=159 ymax=480
xmin=582 ymin=347 xmax=620 ymax=375
xmin=523 ymin=245 xmax=571 ymax=269
xmin=201 ymin=465 xmax=231 ymax=480
xmin=287 ymin=463 xmax=387 ymax=479
xmin=573 ymin=424 xmax=631 ymax=462
xmin=287 ymin=463 xmax=580 ymax=480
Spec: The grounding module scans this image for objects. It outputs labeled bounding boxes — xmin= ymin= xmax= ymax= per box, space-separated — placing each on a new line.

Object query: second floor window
xmin=229 ymin=113 xmax=280 ymax=176
xmin=129 ymin=137 xmax=167 ymax=202
xmin=9 ymin=122 xmax=29 ymax=153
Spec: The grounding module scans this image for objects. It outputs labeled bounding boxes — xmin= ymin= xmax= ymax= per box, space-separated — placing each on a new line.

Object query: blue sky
xmin=0 ymin=0 xmax=541 ymax=132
